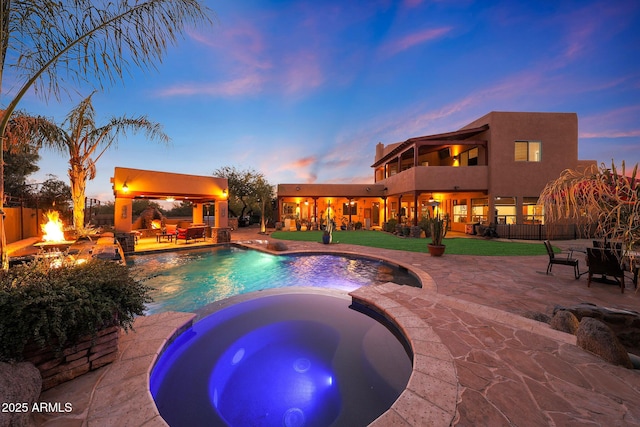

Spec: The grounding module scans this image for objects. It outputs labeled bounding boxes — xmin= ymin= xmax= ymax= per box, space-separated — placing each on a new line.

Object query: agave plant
xmin=539 ymin=161 xmax=639 ymax=260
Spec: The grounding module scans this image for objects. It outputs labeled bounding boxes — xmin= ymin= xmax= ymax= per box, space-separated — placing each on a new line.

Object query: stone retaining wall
xmin=23 ymin=326 xmax=120 ymax=391
xmin=211 ymin=227 xmax=231 ymax=243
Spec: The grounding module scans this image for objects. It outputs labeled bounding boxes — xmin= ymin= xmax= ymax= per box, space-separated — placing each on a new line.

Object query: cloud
xmin=380 ymin=27 xmax=452 ymax=57
xmin=580 ymin=105 xmax=640 ymax=138
xmin=282 ymin=52 xmax=325 ymax=95
xmin=403 ymin=0 xmax=424 ymax=8
xmin=290 ymin=156 xmax=317 ymax=169
xmin=547 ymin=1 xmax=640 ymax=69
xmin=580 ymin=130 xmax=640 ymax=138
xmin=155 ymin=74 xmax=266 ymax=97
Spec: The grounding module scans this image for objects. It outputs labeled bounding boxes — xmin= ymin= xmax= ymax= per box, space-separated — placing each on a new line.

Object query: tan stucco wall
xmin=112 ymin=167 xmax=228 ymax=200
xmin=281 ymin=112 xmax=597 ymax=227
xmin=112 ymin=167 xmax=228 ymax=233
xmin=277 ymin=183 xmax=385 ymax=198
xmin=462 ymin=111 xmax=595 ymax=198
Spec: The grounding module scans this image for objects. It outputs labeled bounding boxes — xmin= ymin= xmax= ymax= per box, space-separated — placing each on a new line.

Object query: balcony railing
xmin=381 ymin=165 xmax=489 ymax=193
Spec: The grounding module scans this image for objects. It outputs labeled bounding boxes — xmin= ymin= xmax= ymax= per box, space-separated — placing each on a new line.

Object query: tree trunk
xmin=69 ymin=165 xmax=87 ymax=233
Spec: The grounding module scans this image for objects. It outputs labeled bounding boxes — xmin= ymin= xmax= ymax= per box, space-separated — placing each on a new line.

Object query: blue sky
xmin=15 ymin=0 xmax=640 ymax=201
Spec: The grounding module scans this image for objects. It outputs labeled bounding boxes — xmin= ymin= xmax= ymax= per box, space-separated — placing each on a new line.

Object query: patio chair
xmin=586 ymin=247 xmax=625 ymax=293
xmin=544 ymin=240 xmax=580 ymax=279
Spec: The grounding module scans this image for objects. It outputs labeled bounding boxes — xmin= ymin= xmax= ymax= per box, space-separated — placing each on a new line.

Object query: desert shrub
xmin=384 ymin=219 xmax=397 ymax=233
xmin=0 ymin=258 xmax=152 ymax=361
xmin=418 ymin=215 xmax=432 ymax=238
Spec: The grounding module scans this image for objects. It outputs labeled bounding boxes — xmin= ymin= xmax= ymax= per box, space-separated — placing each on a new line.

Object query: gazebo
xmin=111 ymin=167 xmax=229 ymax=250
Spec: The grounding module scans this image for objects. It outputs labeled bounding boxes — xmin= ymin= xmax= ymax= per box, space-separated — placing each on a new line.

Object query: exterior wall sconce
xmin=122 ymin=182 xmax=129 ymax=194
xmin=222 ymin=189 xmax=228 ymax=198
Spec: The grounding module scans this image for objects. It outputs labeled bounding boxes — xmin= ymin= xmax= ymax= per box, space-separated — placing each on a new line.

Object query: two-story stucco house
xmin=277 ymin=111 xmax=596 ymax=233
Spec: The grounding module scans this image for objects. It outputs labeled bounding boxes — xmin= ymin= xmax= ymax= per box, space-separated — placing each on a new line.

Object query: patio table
xmin=156 ymin=233 xmax=174 ymax=243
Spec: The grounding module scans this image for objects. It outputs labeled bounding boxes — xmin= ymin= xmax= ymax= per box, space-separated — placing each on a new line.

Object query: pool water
xmin=128 ymin=246 xmax=420 ymax=314
xmin=150 ymin=293 xmax=413 ymax=426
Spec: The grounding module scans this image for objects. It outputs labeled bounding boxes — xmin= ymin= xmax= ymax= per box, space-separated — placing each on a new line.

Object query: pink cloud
xmin=380 ymin=27 xmax=452 ymax=57
xmin=155 ymin=74 xmax=266 ymax=97
xmin=580 ymin=105 xmax=640 ymax=138
xmin=580 ymin=130 xmax=640 ymax=138
xmin=190 ymin=24 xmax=271 ymax=71
xmin=549 ymin=1 xmax=639 ymax=68
xmin=283 ymin=52 xmax=325 ymax=95
xmin=403 ymin=0 xmax=424 ymax=8
xmin=290 ymin=156 xmax=317 ymax=169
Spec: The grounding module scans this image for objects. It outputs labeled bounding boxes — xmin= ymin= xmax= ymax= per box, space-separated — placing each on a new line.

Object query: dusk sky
xmin=16 ymin=0 xmax=640 ymax=202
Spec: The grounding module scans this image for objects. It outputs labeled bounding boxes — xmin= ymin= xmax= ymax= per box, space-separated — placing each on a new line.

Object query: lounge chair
xmin=544 ymin=240 xmax=580 ymax=279
xmin=586 ymin=247 xmax=625 ymax=293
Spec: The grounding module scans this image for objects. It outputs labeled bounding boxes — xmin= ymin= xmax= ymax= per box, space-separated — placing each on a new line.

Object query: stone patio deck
xmin=34 ymin=227 xmax=640 ymax=426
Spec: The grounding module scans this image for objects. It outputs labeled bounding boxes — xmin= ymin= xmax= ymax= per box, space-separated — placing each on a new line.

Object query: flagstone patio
xmin=34 ymin=227 xmax=640 ymax=426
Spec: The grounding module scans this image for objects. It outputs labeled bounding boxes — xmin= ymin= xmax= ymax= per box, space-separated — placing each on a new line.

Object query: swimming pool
xmin=150 ymin=292 xmax=413 ymax=426
xmin=127 ymin=245 xmax=420 ymax=314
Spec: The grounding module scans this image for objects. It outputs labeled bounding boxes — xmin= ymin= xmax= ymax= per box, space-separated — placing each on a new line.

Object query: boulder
xmin=521 ymin=311 xmax=551 ymax=323
xmin=550 ymin=310 xmax=580 ymax=335
xmin=576 ymin=317 xmax=633 ymax=369
xmin=554 ymin=303 xmax=640 ymax=356
xmin=0 ymin=362 xmax=42 ymax=427
xmin=266 ymin=241 xmax=288 ymax=252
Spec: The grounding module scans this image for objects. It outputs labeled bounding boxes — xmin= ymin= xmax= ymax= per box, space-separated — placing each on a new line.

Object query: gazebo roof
xmin=111 ymin=167 xmax=228 ymax=203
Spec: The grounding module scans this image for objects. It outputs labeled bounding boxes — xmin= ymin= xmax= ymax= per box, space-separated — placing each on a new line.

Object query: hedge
xmin=0 ymin=257 xmax=152 ymax=361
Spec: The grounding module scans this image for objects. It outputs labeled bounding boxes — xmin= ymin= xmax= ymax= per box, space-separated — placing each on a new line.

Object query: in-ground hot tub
xmin=150 ymin=292 xmax=413 ymax=426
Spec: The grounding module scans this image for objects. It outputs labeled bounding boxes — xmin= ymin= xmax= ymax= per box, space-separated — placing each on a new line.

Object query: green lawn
xmin=270 ymin=230 xmax=548 ymax=256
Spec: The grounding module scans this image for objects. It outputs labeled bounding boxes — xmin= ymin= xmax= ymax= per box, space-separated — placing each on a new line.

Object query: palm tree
xmin=46 ymin=92 xmax=169 ymax=233
xmin=0 ymin=0 xmax=212 ymax=266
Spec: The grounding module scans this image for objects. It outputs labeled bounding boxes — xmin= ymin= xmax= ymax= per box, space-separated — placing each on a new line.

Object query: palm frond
xmin=5 ymin=0 xmax=213 ymax=101
xmin=539 ymin=160 xmax=640 ymax=257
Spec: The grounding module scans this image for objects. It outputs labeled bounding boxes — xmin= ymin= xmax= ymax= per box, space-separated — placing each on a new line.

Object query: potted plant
xmin=321 ymin=211 xmax=333 ymax=244
xmin=427 ymin=214 xmax=449 ymax=256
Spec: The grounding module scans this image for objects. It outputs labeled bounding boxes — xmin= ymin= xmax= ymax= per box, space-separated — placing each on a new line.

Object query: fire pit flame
xmin=41 ymin=211 xmax=66 ymax=242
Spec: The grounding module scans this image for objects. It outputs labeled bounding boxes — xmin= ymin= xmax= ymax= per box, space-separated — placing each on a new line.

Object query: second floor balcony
xmin=378 ymin=165 xmax=489 ymax=194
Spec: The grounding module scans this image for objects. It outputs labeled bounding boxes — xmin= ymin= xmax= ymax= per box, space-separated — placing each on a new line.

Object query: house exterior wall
xmin=277 ymin=111 xmax=596 ymax=233
xmin=463 ymin=111 xmax=582 ymax=197
xmin=381 ymin=165 xmax=489 ymax=194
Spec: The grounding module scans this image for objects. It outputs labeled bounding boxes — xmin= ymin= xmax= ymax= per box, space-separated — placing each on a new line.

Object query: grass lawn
xmin=270 ymin=230 xmax=548 ymax=256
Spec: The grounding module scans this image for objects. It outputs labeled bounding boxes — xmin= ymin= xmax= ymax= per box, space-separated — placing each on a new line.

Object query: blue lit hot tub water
xmin=132 ymin=246 xmax=419 ymax=426
xmin=150 ymin=293 xmax=413 ymax=427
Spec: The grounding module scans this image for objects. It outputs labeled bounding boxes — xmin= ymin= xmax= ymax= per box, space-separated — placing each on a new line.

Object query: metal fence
xmin=494 ymin=223 xmax=592 ymax=240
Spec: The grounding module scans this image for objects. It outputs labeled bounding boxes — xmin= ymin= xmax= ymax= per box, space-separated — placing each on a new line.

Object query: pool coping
xmin=88 ymin=282 xmax=573 ymax=426
xmin=88 ymin=243 xmax=470 ymax=426
xmin=51 ymin=244 xmax=580 ymax=426
xmin=87 ymin=284 xmax=458 ymax=426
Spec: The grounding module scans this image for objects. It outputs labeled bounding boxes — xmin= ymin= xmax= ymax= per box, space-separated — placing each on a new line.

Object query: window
xmin=522 ymin=197 xmax=544 ymax=224
xmin=515 ymin=141 xmax=541 ymax=162
xmin=495 ymin=197 xmax=516 ymax=224
xmin=453 ymin=200 xmax=467 ymax=223
xmin=471 ymin=198 xmax=488 ymax=223
xmin=343 ymin=202 xmax=357 ymax=215
xmin=282 ymin=203 xmax=295 ymax=216
xmin=460 ymin=147 xmax=479 ymax=166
